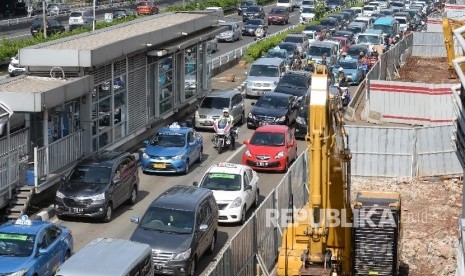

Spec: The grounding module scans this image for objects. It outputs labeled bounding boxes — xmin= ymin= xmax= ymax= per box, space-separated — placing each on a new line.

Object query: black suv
xmin=274 ymin=71 xmax=311 ymax=105
xmin=31 ymin=17 xmax=65 ymax=37
xmin=237 ymin=0 xmax=257 ymax=15
xmin=130 ymin=185 xmax=218 ymax=276
xmin=242 ymin=5 xmax=265 ymax=22
xmin=247 ymin=92 xmax=298 ymax=129
xmin=55 ymin=151 xmax=139 ymax=223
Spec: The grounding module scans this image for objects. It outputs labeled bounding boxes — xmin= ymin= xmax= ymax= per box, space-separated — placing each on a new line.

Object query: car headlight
xmin=255 ymin=13 xmax=260 ymax=15
xmin=276 ymin=116 xmax=286 ymax=122
xmin=248 ymin=112 xmax=256 ymax=119
xmin=195 ymin=110 xmax=199 ymax=118
xmin=273 ymin=81 xmax=278 ymax=86
xmin=173 ymin=248 xmax=191 ymax=261
xmin=172 ymin=154 xmax=184 ymax=160
xmin=56 ymin=191 xmax=65 ymax=199
xmin=275 ymin=151 xmax=285 ymax=159
xmin=230 ymin=197 xmax=242 ymax=208
xmin=142 ymin=152 xmax=149 ymax=159
xmin=8 ymin=269 xmax=28 ymax=276
xmin=245 ymin=149 xmax=252 ymax=157
xmin=89 ymin=193 xmax=105 ymax=201
xmin=296 ymin=116 xmax=306 ymax=125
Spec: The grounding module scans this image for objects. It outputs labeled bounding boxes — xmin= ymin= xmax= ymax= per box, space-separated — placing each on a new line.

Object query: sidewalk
xmin=211 ymin=61 xmax=248 ymax=92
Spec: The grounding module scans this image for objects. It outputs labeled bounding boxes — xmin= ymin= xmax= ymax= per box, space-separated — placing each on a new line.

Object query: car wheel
xmin=240 ymin=206 xmax=247 ymax=225
xmin=253 ymin=190 xmax=259 ymax=207
xmin=102 ymin=203 xmax=113 ymax=223
xmin=189 ymin=257 xmax=197 ymax=276
xmin=282 ymin=159 xmax=289 ymax=173
xmin=128 ymin=185 xmax=137 ymax=205
xmin=197 ymin=148 xmax=203 ymax=163
xmin=207 ymin=233 xmax=216 ymax=255
xmin=9 ymin=73 xmax=15 ymax=77
xmin=64 ymin=250 xmax=71 ymax=261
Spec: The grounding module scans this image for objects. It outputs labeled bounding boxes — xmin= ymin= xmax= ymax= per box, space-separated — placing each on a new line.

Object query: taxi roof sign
xmin=169 ymin=122 xmax=181 ymax=129
xmin=15 ymin=215 xmax=32 ymax=226
xmin=217 ymin=162 xmax=238 ymax=168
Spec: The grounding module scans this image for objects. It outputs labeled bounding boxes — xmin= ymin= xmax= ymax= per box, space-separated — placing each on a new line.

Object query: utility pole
xmin=93 ymin=0 xmax=96 ymax=31
xmin=42 ymin=0 xmax=47 ymax=38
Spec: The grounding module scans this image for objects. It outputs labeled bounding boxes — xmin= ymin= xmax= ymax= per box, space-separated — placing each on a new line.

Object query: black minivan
xmin=55 ymin=151 xmax=139 ymax=223
xmin=130 ymin=185 xmax=218 ymax=276
xmin=31 ymin=17 xmax=65 ymax=37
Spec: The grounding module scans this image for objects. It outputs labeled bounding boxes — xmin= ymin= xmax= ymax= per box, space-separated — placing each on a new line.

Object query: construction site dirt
xmin=394 ymin=57 xmax=459 ymax=84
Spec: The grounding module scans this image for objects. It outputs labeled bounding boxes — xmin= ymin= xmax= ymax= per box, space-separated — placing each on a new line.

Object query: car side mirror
xmin=251 ymin=102 xmax=255 ymax=106
xmin=199 ymin=224 xmax=208 ymax=231
xmin=289 ymin=141 xmax=295 ymax=148
xmin=39 ymin=248 xmax=49 ymax=255
xmin=61 ymin=175 xmax=67 ymax=181
xmin=130 ymin=216 xmax=140 ymax=224
xmin=243 ymin=139 xmax=249 ymax=145
xmin=245 ymin=185 xmax=252 ymax=191
xmin=143 ymin=140 xmax=149 ymax=146
xmin=112 ymin=177 xmax=121 ymax=185
xmin=193 ymin=181 xmax=199 ymax=186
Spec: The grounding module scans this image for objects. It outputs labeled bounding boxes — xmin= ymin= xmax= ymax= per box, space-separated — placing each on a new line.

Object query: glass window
xmin=159 ymin=56 xmax=174 ymax=115
xmin=140 ymin=207 xmax=194 ymax=234
xmin=185 ymin=46 xmax=197 ymax=100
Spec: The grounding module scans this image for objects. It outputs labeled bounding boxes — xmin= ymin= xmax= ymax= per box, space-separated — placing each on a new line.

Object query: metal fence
xmin=34 ymin=130 xmax=83 ymax=186
xmin=206 ymin=150 xmax=308 ymax=276
xmin=0 ymin=151 xmax=19 ymax=194
xmin=346 ymin=124 xmax=462 ymax=177
xmin=0 ymin=128 xmax=29 ymax=158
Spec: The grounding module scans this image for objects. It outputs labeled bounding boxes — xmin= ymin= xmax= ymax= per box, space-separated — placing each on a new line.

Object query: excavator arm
xmin=443 ymin=18 xmax=465 ymax=78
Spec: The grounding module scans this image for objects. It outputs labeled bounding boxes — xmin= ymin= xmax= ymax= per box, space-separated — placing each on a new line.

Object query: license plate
xmin=257 ymin=162 xmax=268 ymax=167
xmin=153 ymin=163 xmax=166 ymax=169
xmin=155 ymin=265 xmax=163 ymax=270
xmin=70 ymin=208 xmax=83 ymax=213
xmin=203 ymin=120 xmax=213 ymax=126
xmin=259 ymin=122 xmax=268 ymax=126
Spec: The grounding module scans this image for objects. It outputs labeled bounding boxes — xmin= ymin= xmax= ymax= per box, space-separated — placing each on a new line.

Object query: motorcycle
xmin=212 ymin=118 xmax=238 ymax=154
xmin=254 ymin=26 xmax=266 ymax=41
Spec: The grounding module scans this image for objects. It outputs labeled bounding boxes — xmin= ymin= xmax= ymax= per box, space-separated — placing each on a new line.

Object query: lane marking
xmin=225 ymin=144 xmax=246 ymax=162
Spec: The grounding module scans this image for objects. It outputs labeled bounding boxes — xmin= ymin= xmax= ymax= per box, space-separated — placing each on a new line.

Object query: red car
xmin=242 ymin=125 xmax=298 ymax=172
xmin=268 ymin=7 xmax=289 ymax=25
xmin=137 ymin=1 xmax=159 ymax=15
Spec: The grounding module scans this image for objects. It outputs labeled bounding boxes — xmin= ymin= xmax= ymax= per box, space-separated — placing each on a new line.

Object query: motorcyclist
xmin=336 ymin=67 xmax=346 ymax=83
xmin=255 ymin=25 xmax=265 ymax=40
xmin=218 ymin=108 xmax=235 ymax=150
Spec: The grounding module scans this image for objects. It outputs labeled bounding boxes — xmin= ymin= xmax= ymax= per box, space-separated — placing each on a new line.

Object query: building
xmin=0 ymin=11 xmax=222 ymax=216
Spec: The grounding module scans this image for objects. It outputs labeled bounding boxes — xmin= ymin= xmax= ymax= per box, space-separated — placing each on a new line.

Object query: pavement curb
xmin=31 ymin=205 xmax=56 ymax=221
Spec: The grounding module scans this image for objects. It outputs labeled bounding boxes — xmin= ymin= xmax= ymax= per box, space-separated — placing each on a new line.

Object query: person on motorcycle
xmin=255 ymin=25 xmax=265 ymax=40
xmin=218 ymin=108 xmax=235 ymax=150
xmin=336 ymin=67 xmax=346 ymax=83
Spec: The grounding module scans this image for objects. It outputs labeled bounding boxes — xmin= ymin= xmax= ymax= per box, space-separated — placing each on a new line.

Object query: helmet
xmin=341 ymin=52 xmax=347 ymax=56
xmin=396 ymin=34 xmax=400 ymax=38
xmin=223 ymin=108 xmax=229 ymax=114
xmin=359 ymin=52 xmax=365 ymax=57
xmin=338 ymin=67 xmax=344 ymax=72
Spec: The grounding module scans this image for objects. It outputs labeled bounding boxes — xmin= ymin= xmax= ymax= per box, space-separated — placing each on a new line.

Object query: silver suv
xmin=245 ymin=58 xmax=287 ymax=97
xmin=69 ymin=10 xmax=93 ymax=31
xmin=194 ymin=90 xmax=245 ymax=129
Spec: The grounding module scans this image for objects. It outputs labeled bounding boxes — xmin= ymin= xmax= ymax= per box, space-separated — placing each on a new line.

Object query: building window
xmin=159 ymin=56 xmax=174 ymax=115
xmin=185 ymin=46 xmax=197 ymax=100
xmin=91 ymin=74 xmax=127 ymax=151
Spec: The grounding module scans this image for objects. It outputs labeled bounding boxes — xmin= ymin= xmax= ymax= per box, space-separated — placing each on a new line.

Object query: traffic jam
xmin=0 ymin=0 xmax=436 ymax=275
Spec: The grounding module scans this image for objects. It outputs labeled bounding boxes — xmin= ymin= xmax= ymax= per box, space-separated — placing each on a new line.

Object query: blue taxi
xmin=0 ymin=215 xmax=73 ymax=276
xmin=141 ymin=122 xmax=203 ymax=174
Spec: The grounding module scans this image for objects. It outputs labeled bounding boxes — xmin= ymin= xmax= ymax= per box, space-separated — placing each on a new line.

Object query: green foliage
xmin=352 ymin=1 xmax=365 ymax=7
xmin=314 ymin=1 xmax=327 ymax=20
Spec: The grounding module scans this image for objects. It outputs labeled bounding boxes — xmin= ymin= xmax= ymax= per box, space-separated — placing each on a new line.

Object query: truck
xmin=277 ymin=65 xmax=401 ymax=275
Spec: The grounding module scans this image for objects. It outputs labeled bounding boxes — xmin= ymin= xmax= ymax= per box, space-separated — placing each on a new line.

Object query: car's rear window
xmin=70 ymin=12 xmax=83 ymax=17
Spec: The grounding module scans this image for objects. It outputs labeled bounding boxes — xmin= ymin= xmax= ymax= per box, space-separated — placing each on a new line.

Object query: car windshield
xmin=278 ymin=0 xmax=290 ymax=3
xmin=308 ymin=46 xmax=331 ymax=57
xmin=278 ymin=43 xmax=296 ymax=53
xmin=138 ymin=2 xmax=150 ymax=6
xmin=302 ymin=7 xmax=314 ymax=13
xmin=221 ymin=24 xmax=233 ymax=31
xmin=348 ymin=47 xmax=366 ymax=57
xmin=150 ymin=133 xmax=185 ymax=147
xmin=271 ymin=9 xmax=286 ymax=14
xmin=364 ymin=6 xmax=375 ymax=11
xmin=347 ymin=25 xmax=363 ymax=33
xmin=337 ymin=61 xmax=358 ymax=69
xmin=265 ymin=50 xmax=287 ymax=59
xmin=70 ymin=12 xmax=83 ymax=17
xmin=200 ymin=173 xmax=241 ymax=191
xmin=396 ymin=18 xmax=407 ymax=24
xmin=321 ymin=19 xmax=336 ymax=26
xmin=246 ymin=6 xmax=260 ymax=12
xmin=279 ymin=75 xmax=308 ymax=88
xmin=284 ymin=36 xmax=304 ymax=43
xmin=69 ymin=166 xmax=112 ymax=184
xmin=32 ymin=19 xmax=44 ymax=27
xmin=256 ymin=95 xmax=289 ymax=109
xmin=241 ymin=1 xmax=254 ymax=7
xmin=247 ymin=19 xmax=262 ymax=25
xmin=140 ymin=207 xmax=194 ymax=234
xmin=0 ymin=233 xmax=35 ymax=257
xmin=305 ymin=25 xmax=322 ymax=32
xmin=114 ymin=10 xmax=126 ymax=15
xmin=200 ymin=97 xmax=230 ymax=109
xmin=216 ymin=118 xmax=231 ymax=129
xmin=373 ymin=24 xmax=393 ymax=33
xmin=250 ymin=132 xmax=285 ymax=146
xmin=392 ymin=2 xmax=403 ymax=7
xmin=358 ymin=34 xmax=380 ymax=44
xmin=249 ymin=65 xmax=279 ymax=77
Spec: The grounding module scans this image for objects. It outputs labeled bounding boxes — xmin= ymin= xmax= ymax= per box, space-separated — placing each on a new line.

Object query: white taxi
xmin=196 ymin=163 xmax=259 ymax=224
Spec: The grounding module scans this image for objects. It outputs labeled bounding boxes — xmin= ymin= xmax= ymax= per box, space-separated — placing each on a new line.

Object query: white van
xmin=56 ymin=238 xmax=154 ymax=276
xmin=277 ymin=0 xmax=296 ymax=11
xmin=68 ymin=10 xmax=93 ymax=31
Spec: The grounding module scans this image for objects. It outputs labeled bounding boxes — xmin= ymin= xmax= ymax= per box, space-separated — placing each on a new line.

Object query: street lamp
xmin=42 ymin=0 xmax=47 ymax=38
xmin=93 ymin=0 xmax=96 ymax=31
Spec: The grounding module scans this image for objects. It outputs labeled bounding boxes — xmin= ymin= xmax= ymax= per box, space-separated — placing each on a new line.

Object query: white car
xmin=300 ymin=6 xmax=315 ymax=24
xmin=8 ymin=55 xmax=25 ymax=77
xmin=196 ymin=163 xmax=259 ymax=224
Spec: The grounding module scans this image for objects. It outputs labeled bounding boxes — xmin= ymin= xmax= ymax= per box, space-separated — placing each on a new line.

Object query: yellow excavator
xmin=443 ymin=18 xmax=465 ymax=78
xmin=277 ymin=65 xmax=401 ymax=276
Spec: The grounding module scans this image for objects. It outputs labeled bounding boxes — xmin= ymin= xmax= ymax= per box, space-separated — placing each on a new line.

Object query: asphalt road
xmin=51 ymin=93 xmax=308 ymax=275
